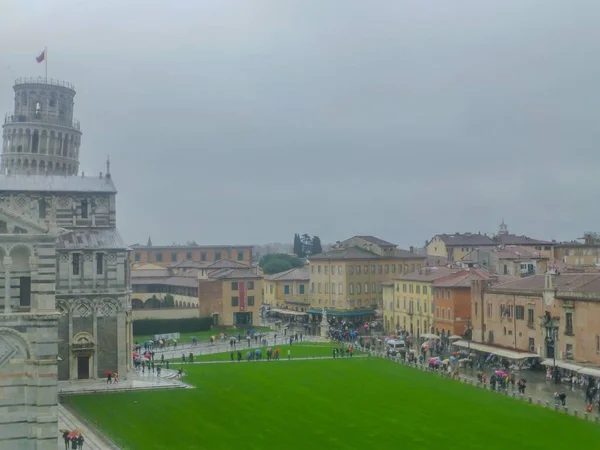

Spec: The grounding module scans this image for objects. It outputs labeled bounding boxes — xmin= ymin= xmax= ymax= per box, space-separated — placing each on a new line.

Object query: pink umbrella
xmin=495 ymin=370 xmax=508 ymax=377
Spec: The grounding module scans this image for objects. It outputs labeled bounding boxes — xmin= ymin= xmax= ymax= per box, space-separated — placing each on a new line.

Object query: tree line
xmin=293 ymin=233 xmax=322 ymax=258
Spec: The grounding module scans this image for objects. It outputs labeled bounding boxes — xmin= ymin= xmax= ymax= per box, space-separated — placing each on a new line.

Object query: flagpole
xmin=45 ymin=47 xmax=48 ymax=81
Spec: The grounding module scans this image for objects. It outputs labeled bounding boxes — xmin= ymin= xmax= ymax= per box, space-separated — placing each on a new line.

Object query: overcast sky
xmin=2 ymin=1 xmax=599 ymax=248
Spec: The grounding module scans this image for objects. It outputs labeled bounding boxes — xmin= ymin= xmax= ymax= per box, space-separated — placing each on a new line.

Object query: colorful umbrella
xmin=67 ymin=431 xmax=80 ymax=439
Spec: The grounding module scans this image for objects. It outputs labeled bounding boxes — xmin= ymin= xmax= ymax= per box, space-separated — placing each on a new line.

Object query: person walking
xmin=77 ymin=435 xmax=85 ymax=449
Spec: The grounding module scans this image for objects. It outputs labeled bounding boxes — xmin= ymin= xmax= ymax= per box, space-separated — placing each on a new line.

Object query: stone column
xmin=29 ymin=255 xmax=38 ymax=310
xmin=117 ymin=309 xmax=126 ymax=377
xmin=3 ymin=257 xmax=12 ymax=313
xmin=92 ymin=305 xmax=98 ymax=379
xmin=68 ymin=309 xmax=76 ymax=380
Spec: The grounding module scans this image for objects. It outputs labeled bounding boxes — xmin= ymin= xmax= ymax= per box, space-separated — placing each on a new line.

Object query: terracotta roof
xmin=310 ymin=246 xmax=422 ymax=261
xmin=130 ymin=243 xmax=253 ymax=249
xmin=433 ymin=269 xmax=491 ymax=288
xmin=206 ymin=268 xmax=261 ymax=280
xmin=203 ymin=259 xmax=252 ymax=269
xmin=380 ymin=280 xmax=394 ymax=286
xmin=132 ymin=276 xmax=198 ymax=288
xmin=435 ymin=233 xmax=495 ymax=247
xmin=394 ymin=266 xmax=462 ymax=282
xmin=265 ymin=267 xmax=309 ymax=281
xmin=491 ymin=273 xmax=600 ymax=294
xmin=495 ymin=234 xmax=551 ymax=246
xmin=463 ymin=246 xmax=547 ymax=261
xmin=353 ymin=236 xmax=396 ymax=246
xmin=132 ymin=269 xmax=170 ymax=278
xmin=167 ymin=260 xmax=209 ymax=269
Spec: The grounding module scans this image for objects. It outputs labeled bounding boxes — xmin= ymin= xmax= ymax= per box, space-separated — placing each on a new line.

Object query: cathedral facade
xmin=0 ymin=77 xmax=131 ymax=449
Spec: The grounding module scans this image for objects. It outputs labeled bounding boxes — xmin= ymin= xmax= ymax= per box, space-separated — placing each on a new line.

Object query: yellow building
xmin=553 ymin=233 xmax=600 ymax=266
xmin=388 ymin=266 xmax=461 ymax=335
xmin=308 ymin=236 xmax=425 ymax=321
xmin=427 ymin=222 xmax=553 ymax=262
xmin=130 ymin=237 xmax=253 ymax=266
xmin=264 ymin=267 xmax=309 ymax=311
xmin=198 ymin=269 xmax=263 ymax=326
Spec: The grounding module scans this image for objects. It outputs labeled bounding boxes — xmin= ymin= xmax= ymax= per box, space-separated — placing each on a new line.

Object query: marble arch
xmin=0 ymin=327 xmax=32 ymax=367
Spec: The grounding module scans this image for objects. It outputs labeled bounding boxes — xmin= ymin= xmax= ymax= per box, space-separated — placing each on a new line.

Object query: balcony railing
xmin=4 ymin=113 xmax=80 ymax=130
xmin=14 ymin=77 xmax=75 ymax=91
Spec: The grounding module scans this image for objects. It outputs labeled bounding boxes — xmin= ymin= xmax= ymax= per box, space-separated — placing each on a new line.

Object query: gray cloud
xmin=1 ymin=0 xmax=599 ymax=247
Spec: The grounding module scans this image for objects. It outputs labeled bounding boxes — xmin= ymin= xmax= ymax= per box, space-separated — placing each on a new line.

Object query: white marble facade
xmin=0 ymin=78 xmax=131 ymax=449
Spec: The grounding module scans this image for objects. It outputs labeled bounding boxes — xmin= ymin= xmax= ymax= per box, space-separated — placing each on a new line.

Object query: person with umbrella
xmin=61 ymin=430 xmax=70 ymax=450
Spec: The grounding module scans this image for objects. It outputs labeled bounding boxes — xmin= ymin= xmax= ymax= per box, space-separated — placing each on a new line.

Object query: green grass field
xmin=64 ymin=358 xmax=600 ymax=450
xmin=133 ymin=327 xmax=272 ymax=345
xmin=175 ymin=342 xmax=357 ymax=362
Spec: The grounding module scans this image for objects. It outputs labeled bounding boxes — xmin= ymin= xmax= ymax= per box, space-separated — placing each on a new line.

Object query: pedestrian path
xmin=58 ymin=368 xmax=190 ymax=395
xmin=58 ymin=404 xmax=119 ymax=450
xmin=173 ymin=354 xmax=368 ymax=365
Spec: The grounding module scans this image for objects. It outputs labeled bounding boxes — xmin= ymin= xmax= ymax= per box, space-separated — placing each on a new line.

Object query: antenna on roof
xmin=106 ymin=155 xmax=111 ymax=178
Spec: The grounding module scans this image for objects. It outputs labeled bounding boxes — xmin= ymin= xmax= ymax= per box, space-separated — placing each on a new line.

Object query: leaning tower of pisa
xmin=1 ymin=77 xmax=83 ymax=176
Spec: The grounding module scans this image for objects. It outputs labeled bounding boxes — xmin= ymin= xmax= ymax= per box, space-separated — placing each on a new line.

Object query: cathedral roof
xmin=0 ymin=174 xmax=117 ymax=193
xmin=56 ymin=228 xmax=127 ymax=250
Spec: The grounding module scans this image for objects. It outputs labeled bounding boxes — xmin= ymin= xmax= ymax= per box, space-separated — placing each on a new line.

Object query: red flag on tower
xmin=36 ymin=50 xmax=45 ymax=63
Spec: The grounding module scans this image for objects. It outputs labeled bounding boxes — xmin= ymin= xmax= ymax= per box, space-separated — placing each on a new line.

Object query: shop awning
xmin=453 ymin=340 xmax=540 ymax=360
xmin=540 ymin=359 xmax=600 ymax=377
xmin=269 ymin=308 xmax=307 ymax=316
xmin=306 ymin=308 xmax=376 ymax=317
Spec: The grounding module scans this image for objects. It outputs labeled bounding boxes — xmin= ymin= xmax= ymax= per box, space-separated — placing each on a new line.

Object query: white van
xmin=386 ymin=339 xmax=406 ymax=355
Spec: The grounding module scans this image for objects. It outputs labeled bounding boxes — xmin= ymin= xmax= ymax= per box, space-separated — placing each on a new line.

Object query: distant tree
xmin=163 ymin=294 xmax=175 ymax=308
xmin=259 ymin=253 xmax=304 ymax=275
xmin=293 ymin=233 xmax=305 ymax=257
xmin=301 ymin=234 xmax=313 ymax=256
xmin=312 ymin=236 xmax=323 ymax=255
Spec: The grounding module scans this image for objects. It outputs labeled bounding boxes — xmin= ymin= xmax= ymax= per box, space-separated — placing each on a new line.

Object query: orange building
xmin=130 ymin=237 xmax=253 ymax=266
xmin=432 ymin=269 xmax=491 ymax=336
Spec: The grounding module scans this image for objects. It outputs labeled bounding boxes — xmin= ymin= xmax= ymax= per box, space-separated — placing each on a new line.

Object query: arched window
xmin=331 ymin=282 xmax=336 ymax=294
xmin=338 ymin=283 xmax=343 ymax=295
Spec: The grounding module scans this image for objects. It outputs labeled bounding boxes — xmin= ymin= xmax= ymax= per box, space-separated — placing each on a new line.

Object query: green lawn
xmin=175 ymin=342 xmax=357 ymax=362
xmin=133 ymin=327 xmax=272 ymax=345
xmin=63 ymin=359 xmax=600 ymax=450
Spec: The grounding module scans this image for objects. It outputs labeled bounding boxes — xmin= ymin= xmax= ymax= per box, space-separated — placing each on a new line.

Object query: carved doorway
xmin=77 ymin=356 xmax=90 ymax=379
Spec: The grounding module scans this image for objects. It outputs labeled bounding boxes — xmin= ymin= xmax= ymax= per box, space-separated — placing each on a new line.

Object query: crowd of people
xmin=61 ymin=431 xmax=84 ymax=449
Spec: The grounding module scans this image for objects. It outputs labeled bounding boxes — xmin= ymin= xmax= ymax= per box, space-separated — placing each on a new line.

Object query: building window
xmin=348 ymin=265 xmax=354 ymax=275
xmin=269 ymin=284 xmax=273 ymax=294
xmin=416 ymin=285 xmax=420 ymax=294
xmin=332 ymin=266 xmax=336 ymax=275
xmin=332 ymin=283 xmax=336 ymax=294
xmin=156 ymin=253 xmax=163 ymax=262
xmin=324 ymin=265 xmax=328 ymax=274
xmin=565 ymin=311 xmax=573 ymax=335
xmin=487 ymin=303 xmax=492 ymax=317
xmin=357 ymin=265 xmax=361 ymax=274
xmin=311 ymin=282 xmax=314 ymax=293
xmin=38 ymin=198 xmax=46 ymax=218
xmin=318 ymin=265 xmax=321 ymax=273
xmin=72 ymin=253 xmax=81 ymax=275
xmin=356 ymin=283 xmax=361 ymax=294
xmin=409 ymin=285 xmax=413 ymax=294
xmin=371 ymin=265 xmax=376 ymax=274
xmin=246 ymin=281 xmax=254 ymax=290
xmin=171 ymin=252 xmax=177 ymax=262
xmin=96 ymin=253 xmax=104 ymax=275
xmin=248 ymin=296 xmax=255 ymax=306
xmin=237 ymin=251 xmax=244 ymax=261
xmin=231 ymin=296 xmax=239 ymax=307
xmin=325 ymin=283 xmax=329 ymax=294
xmin=284 ymin=284 xmax=290 ymax=295
xmin=318 ymin=283 xmax=322 ymax=293
xmin=134 ymin=253 xmax=141 ymax=262
xmin=81 ymin=200 xmax=88 ymax=218
xmin=402 ymin=284 xmax=407 ymax=293
xmin=338 ymin=265 xmax=342 ymax=274
xmin=215 ymin=252 xmax=221 ymax=261
xmin=378 ymin=265 xmax=382 ymax=274
xmin=372 ymin=282 xmax=376 ymax=294
xmin=404 ymin=264 xmax=409 ymax=272
xmin=447 ymin=308 xmax=451 ymax=319
xmin=338 ymin=283 xmax=343 ymax=295
xmin=475 ymin=302 xmax=478 ymax=316
xmin=423 ymin=286 xmax=428 ymax=295
xmin=411 ymin=264 xmax=415 ymax=272
xmin=231 ymin=282 xmax=239 ymax=291
xmin=385 ymin=265 xmax=389 ymax=273
xmin=392 ymin=264 xmax=396 ymax=273
xmin=349 ymin=283 xmax=354 ymax=294
xmin=311 ymin=266 xmax=315 ymax=273
xmin=596 ymin=335 xmax=600 ymax=354
xmin=527 ymin=309 xmax=534 ymax=326
xmin=299 ymin=285 xmax=305 ymax=295
xmin=441 ymin=308 xmax=445 ymax=319
xmin=201 ymin=252 xmax=207 ymax=261
xmin=515 ymin=305 xmax=525 ymax=320
xmin=424 ymin=302 xmax=427 ymax=313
